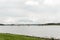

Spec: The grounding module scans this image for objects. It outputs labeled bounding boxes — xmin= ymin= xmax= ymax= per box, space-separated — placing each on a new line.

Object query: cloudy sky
xmin=0 ymin=0 xmax=60 ymax=24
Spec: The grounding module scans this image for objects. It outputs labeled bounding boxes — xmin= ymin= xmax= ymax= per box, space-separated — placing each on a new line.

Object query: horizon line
xmin=0 ymin=23 xmax=60 ymax=26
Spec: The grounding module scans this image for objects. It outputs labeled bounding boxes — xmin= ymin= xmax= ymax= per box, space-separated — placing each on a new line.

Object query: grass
xmin=0 ymin=33 xmax=56 ymax=40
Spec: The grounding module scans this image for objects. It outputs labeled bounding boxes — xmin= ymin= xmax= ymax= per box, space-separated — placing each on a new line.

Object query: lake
xmin=0 ymin=26 xmax=60 ymax=39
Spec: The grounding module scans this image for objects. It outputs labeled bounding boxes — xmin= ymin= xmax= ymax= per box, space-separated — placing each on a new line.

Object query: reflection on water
xmin=0 ymin=26 xmax=60 ymax=39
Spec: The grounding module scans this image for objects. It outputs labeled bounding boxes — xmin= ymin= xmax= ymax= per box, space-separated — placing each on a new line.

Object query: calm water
xmin=0 ymin=26 xmax=60 ymax=39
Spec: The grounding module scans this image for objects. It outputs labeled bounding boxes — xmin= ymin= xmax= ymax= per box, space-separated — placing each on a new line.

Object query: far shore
xmin=0 ymin=23 xmax=60 ymax=26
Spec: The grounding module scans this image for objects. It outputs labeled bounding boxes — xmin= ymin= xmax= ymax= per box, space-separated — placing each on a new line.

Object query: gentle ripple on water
xmin=0 ymin=25 xmax=60 ymax=39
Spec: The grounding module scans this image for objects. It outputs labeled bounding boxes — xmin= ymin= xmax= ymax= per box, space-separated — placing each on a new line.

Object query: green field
xmin=0 ymin=33 xmax=55 ymax=40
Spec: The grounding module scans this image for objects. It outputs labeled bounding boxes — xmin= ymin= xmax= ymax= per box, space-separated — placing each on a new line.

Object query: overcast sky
xmin=0 ymin=0 xmax=60 ymax=24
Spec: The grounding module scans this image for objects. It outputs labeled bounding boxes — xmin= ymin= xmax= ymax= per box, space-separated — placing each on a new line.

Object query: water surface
xmin=0 ymin=26 xmax=60 ymax=39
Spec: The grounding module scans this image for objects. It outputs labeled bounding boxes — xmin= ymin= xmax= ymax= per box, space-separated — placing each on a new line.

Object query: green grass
xmin=0 ymin=33 xmax=52 ymax=40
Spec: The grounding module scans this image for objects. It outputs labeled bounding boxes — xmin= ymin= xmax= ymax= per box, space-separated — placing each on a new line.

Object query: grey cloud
xmin=0 ymin=0 xmax=59 ymax=17
xmin=0 ymin=0 xmax=60 ymax=23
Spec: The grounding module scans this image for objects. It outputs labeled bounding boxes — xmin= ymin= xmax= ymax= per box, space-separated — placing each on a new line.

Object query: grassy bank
xmin=0 ymin=33 xmax=58 ymax=40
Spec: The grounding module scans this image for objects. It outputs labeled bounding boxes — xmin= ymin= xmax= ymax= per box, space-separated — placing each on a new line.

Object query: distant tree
xmin=0 ymin=24 xmax=4 ymax=26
